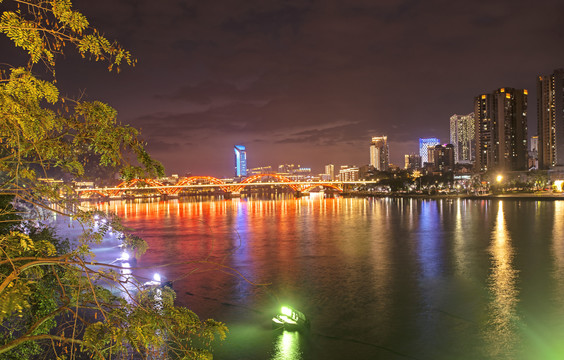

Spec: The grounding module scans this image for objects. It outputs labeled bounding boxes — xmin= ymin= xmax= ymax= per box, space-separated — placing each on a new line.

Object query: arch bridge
xmin=76 ymin=174 xmax=365 ymax=198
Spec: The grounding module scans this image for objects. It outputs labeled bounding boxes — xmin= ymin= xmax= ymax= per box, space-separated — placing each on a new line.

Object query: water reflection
xmin=553 ymin=201 xmax=564 ymax=300
xmin=417 ymin=201 xmax=443 ymax=279
xmin=271 ymin=331 xmax=303 ymax=360
xmin=453 ymin=199 xmax=468 ymax=274
xmin=74 ymin=197 xmax=564 ymax=359
xmin=485 ymin=201 xmax=520 ymax=358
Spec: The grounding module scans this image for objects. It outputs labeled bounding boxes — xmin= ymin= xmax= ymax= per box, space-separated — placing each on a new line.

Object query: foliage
xmin=0 ymin=1 xmax=227 ymax=359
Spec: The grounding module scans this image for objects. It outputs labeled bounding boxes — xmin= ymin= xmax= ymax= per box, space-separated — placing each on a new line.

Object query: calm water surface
xmin=90 ymin=196 xmax=564 ymax=359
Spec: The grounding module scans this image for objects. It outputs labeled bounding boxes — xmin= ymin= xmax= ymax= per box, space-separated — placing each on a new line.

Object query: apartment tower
xmin=474 ymin=88 xmax=528 ymax=171
xmin=449 ymin=113 xmax=475 ymax=164
xmin=369 ymin=136 xmax=389 ymax=171
xmin=537 ymin=69 xmax=564 ymax=169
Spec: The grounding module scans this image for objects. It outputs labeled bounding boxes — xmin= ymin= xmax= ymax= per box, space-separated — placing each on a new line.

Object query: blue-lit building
xmin=419 ymin=138 xmax=440 ymax=164
xmin=234 ymin=145 xmax=247 ymax=177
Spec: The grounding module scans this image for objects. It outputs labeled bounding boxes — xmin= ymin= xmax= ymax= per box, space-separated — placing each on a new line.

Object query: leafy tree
xmin=0 ymin=1 xmax=227 ymax=358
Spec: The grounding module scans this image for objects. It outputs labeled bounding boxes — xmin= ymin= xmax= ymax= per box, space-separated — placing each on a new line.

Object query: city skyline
xmin=3 ymin=0 xmax=563 ymax=177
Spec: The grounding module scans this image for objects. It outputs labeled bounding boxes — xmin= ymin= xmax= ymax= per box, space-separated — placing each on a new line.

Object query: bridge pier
xmin=225 ymin=191 xmax=241 ymax=199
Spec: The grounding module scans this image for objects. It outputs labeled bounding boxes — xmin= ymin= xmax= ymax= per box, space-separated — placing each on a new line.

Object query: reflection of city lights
xmin=485 ymin=201 xmax=519 ymax=357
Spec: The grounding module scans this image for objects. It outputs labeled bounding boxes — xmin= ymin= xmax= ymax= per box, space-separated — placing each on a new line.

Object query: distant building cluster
xmin=398 ymin=68 xmax=564 ymax=176
xmin=230 ymin=68 xmax=564 ymax=182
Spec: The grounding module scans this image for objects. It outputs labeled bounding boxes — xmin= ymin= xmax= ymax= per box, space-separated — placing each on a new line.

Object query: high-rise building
xmin=449 ymin=113 xmax=475 ymax=164
xmin=248 ymin=166 xmax=272 ymax=175
xmin=431 ymin=144 xmax=455 ymax=172
xmin=419 ymin=138 xmax=440 ymax=164
xmin=324 ymin=164 xmax=335 ymax=181
xmin=529 ymin=135 xmax=539 ymax=170
xmin=234 ymin=145 xmax=247 ymax=177
xmin=537 ymin=69 xmax=564 ymax=169
xmin=474 ymin=88 xmax=528 ymax=171
xmin=338 ymin=165 xmax=359 ymax=181
xmin=369 ymin=136 xmax=389 ymax=171
xmin=404 ymin=154 xmax=421 ymax=170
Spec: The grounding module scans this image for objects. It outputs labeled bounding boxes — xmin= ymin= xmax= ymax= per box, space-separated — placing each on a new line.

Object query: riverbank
xmin=341 ymin=191 xmax=564 ymax=201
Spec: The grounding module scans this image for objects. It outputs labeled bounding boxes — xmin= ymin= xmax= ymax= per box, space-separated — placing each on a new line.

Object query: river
xmin=84 ymin=195 xmax=564 ymax=359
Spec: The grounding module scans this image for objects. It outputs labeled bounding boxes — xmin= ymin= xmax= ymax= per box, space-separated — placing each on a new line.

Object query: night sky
xmin=5 ymin=0 xmax=564 ymax=177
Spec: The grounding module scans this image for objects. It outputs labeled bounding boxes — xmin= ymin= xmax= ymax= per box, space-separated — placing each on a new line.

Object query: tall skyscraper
xmin=474 ymin=88 xmax=528 ymax=171
xmin=419 ymin=138 xmax=440 ymax=164
xmin=431 ymin=144 xmax=455 ymax=172
xmin=369 ymin=136 xmax=389 ymax=171
xmin=529 ymin=135 xmax=539 ymax=170
xmin=324 ymin=164 xmax=335 ymax=180
xmin=404 ymin=154 xmax=421 ymax=170
xmin=537 ymin=69 xmax=564 ymax=169
xmin=449 ymin=113 xmax=475 ymax=164
xmin=234 ymin=145 xmax=247 ymax=177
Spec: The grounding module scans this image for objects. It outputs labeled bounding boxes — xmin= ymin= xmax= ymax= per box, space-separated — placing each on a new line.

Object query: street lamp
xmin=496 ymin=175 xmax=503 ymax=183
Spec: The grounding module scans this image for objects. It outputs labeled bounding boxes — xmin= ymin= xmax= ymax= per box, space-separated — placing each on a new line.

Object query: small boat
xmin=272 ymin=305 xmax=310 ymax=331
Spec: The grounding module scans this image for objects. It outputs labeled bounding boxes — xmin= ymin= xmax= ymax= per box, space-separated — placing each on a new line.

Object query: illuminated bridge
xmin=77 ymin=174 xmax=377 ymax=199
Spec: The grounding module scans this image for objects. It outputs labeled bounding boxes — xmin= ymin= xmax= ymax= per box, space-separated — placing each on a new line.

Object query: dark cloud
xmin=22 ymin=0 xmax=564 ymax=176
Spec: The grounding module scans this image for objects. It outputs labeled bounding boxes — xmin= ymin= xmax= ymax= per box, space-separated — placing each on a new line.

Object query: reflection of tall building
xmin=419 ymin=138 xmax=440 ymax=164
xmin=234 ymin=145 xmax=247 ymax=177
xmin=450 ymin=113 xmax=475 ymax=164
xmin=474 ymin=88 xmax=528 ymax=171
xmin=369 ymin=136 xmax=389 ymax=171
xmin=538 ymin=69 xmax=564 ymax=169
xmin=486 ymin=202 xmax=519 ymax=356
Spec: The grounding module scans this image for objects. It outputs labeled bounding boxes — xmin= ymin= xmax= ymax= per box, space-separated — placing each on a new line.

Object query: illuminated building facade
xmin=431 ymin=144 xmax=455 ymax=172
xmin=234 ymin=145 xmax=247 ymax=177
xmin=404 ymin=154 xmax=421 ymax=170
xmin=369 ymin=136 xmax=389 ymax=171
xmin=419 ymin=138 xmax=440 ymax=164
xmin=324 ymin=164 xmax=335 ymax=180
xmin=529 ymin=135 xmax=538 ymax=169
xmin=277 ymin=164 xmax=312 ymax=181
xmin=537 ymin=69 xmax=564 ymax=169
xmin=474 ymin=88 xmax=528 ymax=171
xmin=449 ymin=113 xmax=475 ymax=164
xmin=248 ymin=166 xmax=272 ymax=175
xmin=338 ymin=165 xmax=359 ymax=181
